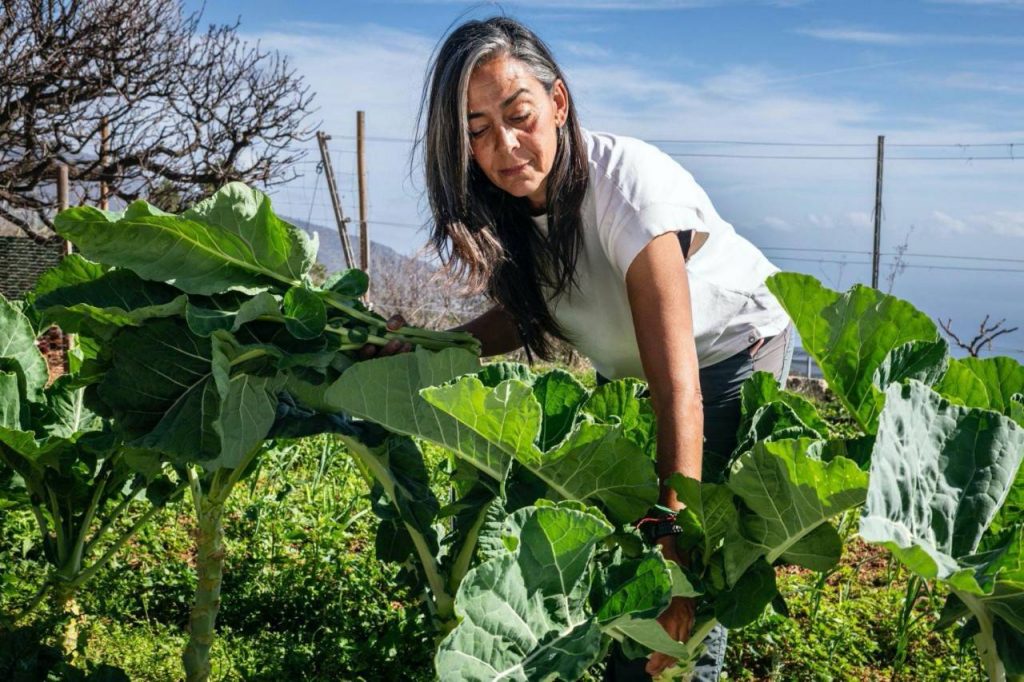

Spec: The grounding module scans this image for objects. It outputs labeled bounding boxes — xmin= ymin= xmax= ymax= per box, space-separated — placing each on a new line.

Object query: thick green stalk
xmin=335 ymin=434 xmax=456 ymax=626
xmin=447 ymin=502 xmax=492 ymax=596
xmin=958 ymin=592 xmax=1007 ymax=682
xmin=182 ymin=449 xmax=262 ymax=682
xmin=182 ymin=469 xmax=230 ymax=682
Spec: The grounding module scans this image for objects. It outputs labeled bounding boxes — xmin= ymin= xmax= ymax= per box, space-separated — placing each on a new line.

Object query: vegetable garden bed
xmin=1 ymin=182 xmax=1021 ymax=681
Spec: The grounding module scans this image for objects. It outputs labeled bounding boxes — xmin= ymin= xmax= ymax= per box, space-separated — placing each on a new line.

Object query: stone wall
xmin=0 ymin=235 xmax=64 ymax=299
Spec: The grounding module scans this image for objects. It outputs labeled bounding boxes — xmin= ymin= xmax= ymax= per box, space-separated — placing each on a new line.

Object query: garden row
xmin=0 ymin=183 xmax=1021 ymax=681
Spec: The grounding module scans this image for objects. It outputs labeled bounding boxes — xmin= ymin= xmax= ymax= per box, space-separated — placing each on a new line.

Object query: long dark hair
xmin=417 ymin=16 xmax=589 ymax=359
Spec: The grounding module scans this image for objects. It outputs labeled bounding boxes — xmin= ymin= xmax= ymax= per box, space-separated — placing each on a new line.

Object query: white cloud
xmin=939 ymin=72 xmax=1024 ymax=95
xmin=931 ymin=210 xmax=971 ymax=234
xmin=761 ymin=216 xmax=794 ymax=231
xmin=928 ymin=210 xmax=1024 ymax=237
xmin=981 ymin=210 xmax=1024 ymax=236
xmin=805 ymin=212 xmax=872 ymax=231
xmin=553 ymin=40 xmax=612 ymax=60
xmin=796 ymin=26 xmax=1024 ymax=47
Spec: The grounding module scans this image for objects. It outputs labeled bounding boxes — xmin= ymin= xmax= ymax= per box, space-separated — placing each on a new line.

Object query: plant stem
xmin=447 ymin=502 xmax=492 ymax=595
xmin=958 ymin=592 xmax=1007 ymax=682
xmin=11 ymin=581 xmax=51 ymax=624
xmin=182 ymin=448 xmax=263 ymax=682
xmin=182 ymin=470 xmax=230 ymax=682
xmin=335 ymin=433 xmax=456 ymax=626
xmin=894 ymin=575 xmax=922 ymax=674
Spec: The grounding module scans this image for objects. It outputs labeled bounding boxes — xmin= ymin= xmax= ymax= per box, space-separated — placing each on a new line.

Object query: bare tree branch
xmin=0 ymin=0 xmax=317 ymax=232
xmin=939 ymin=315 xmax=1020 ymax=357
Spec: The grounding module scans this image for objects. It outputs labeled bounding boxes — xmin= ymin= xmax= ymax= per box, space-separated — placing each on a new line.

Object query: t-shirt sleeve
xmin=591 ymin=139 xmax=709 ymax=281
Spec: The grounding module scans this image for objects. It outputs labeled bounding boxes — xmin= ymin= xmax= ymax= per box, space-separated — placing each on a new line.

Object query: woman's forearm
xmin=651 ymin=388 xmax=704 ymax=510
xmin=452 ymin=305 xmax=523 ymax=357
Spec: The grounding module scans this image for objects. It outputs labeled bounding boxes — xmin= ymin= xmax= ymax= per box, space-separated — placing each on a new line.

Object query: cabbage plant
xmin=0 ymin=294 xmax=183 ymax=651
xmin=40 ymin=183 xmax=478 ymax=681
xmin=768 ymin=272 xmax=1024 ymax=681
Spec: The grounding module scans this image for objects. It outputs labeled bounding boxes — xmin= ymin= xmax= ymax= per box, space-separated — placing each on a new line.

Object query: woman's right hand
xmin=359 ymin=314 xmax=413 ymax=359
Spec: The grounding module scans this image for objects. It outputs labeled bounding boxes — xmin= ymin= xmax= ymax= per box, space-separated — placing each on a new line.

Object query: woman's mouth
xmin=499 ymin=163 xmax=529 ymax=177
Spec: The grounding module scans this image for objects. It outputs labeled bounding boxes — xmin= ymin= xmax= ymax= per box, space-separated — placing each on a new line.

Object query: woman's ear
xmin=551 ymin=78 xmax=569 ymax=127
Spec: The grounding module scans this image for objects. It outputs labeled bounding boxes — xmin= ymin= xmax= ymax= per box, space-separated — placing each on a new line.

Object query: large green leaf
xmin=860 ymin=381 xmax=1024 ymax=581
xmin=723 ymin=438 xmax=867 ymax=584
xmin=435 ymin=502 xmax=613 ymax=681
xmin=935 ymin=356 xmax=1024 ymax=417
xmin=423 ymin=376 xmax=659 ymax=524
xmin=531 ymin=369 xmax=587 ymax=451
xmin=766 ymin=273 xmax=943 ymax=433
xmin=0 ymin=294 xmax=49 ymax=402
xmin=734 ymin=371 xmax=830 ymax=457
xmin=595 ymin=548 xmax=703 ymax=662
xmin=95 ymin=320 xmax=281 ymax=468
xmin=580 ymin=378 xmax=656 ymax=458
xmin=184 ymin=291 xmax=281 ymax=337
xmin=320 ymin=348 xmax=511 ymax=477
xmin=32 ymin=255 xmax=186 ymax=334
xmin=54 ymin=183 xmax=316 ymax=295
xmin=669 ymin=474 xmax=739 ymax=563
xmin=37 ymin=375 xmax=100 ymax=439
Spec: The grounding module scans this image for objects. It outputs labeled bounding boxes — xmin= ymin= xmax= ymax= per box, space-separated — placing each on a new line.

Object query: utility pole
xmin=316 ymin=130 xmax=357 ymax=269
xmin=99 ymin=116 xmax=110 ymax=211
xmin=871 ymin=135 xmax=885 ymax=289
xmin=357 ymin=110 xmax=370 ymax=295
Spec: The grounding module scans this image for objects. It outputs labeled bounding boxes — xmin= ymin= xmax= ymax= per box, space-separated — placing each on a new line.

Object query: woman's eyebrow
xmin=468 ymin=88 xmax=529 ymax=119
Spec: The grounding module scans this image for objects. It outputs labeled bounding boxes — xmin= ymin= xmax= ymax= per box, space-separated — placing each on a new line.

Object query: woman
xmin=410 ymin=16 xmax=793 ymax=681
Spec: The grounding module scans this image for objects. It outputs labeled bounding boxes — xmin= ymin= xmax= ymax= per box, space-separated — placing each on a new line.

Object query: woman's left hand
xmin=645 ymin=536 xmax=695 ymax=677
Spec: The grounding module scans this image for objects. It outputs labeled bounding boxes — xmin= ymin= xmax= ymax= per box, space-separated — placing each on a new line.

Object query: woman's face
xmin=465 ymin=54 xmax=568 ymax=211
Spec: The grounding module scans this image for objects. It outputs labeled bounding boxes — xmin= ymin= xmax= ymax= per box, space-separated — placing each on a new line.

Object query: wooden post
xmin=99 ymin=116 xmax=110 ymax=211
xmin=57 ymin=162 xmax=74 ymax=370
xmin=57 ymin=163 xmax=71 ymax=256
xmin=357 ymin=111 xmax=370 ymax=294
xmin=316 ymin=130 xmax=356 ymax=269
xmin=871 ymin=135 xmax=885 ymax=289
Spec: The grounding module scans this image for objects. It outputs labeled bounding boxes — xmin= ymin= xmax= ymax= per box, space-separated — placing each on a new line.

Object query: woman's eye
xmin=469 ymin=127 xmax=487 ymax=139
xmin=510 ymin=112 xmax=531 ymax=123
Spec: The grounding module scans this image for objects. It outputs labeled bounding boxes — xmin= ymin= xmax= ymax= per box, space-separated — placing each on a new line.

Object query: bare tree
xmin=0 ymin=0 xmax=315 ymax=241
xmin=885 ymin=225 xmax=914 ymax=294
xmin=939 ymin=315 xmax=1019 ymax=357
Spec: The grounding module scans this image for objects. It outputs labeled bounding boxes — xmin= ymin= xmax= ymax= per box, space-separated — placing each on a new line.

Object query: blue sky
xmin=188 ymin=0 xmax=1024 ymax=358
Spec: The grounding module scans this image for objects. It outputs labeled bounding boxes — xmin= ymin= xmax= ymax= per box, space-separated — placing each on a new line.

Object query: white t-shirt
xmin=532 ymin=129 xmax=790 ymax=380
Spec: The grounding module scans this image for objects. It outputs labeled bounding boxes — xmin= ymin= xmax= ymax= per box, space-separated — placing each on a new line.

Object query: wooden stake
xmin=316 ymin=130 xmax=356 ymax=269
xmin=871 ymin=135 xmax=885 ymax=289
xmin=357 ymin=111 xmax=370 ymax=295
xmin=57 ymin=163 xmax=71 ymax=256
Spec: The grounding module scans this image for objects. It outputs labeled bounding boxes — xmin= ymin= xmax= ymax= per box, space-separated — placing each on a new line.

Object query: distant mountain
xmin=283 ymin=215 xmax=429 ymax=276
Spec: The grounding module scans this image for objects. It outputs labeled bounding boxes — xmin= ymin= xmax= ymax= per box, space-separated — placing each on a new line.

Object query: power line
xmin=760 ymin=246 xmax=1024 ymax=265
xmin=312 ymin=133 xmax=1024 ymax=148
xmin=665 ymin=152 xmax=1018 ymax=161
xmin=647 ymin=138 xmax=1015 ymax=148
xmin=771 ymin=255 xmax=1024 ymax=273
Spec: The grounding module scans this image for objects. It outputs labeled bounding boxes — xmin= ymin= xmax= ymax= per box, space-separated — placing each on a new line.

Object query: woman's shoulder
xmin=582 ymin=128 xmax=702 ymax=209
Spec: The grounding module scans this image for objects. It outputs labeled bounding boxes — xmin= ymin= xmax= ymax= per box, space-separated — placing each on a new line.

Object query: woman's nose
xmin=496 ymin=125 xmax=519 ymax=153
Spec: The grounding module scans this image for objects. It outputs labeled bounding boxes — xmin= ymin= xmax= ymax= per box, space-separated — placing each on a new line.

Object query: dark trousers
xmin=600 ymin=329 xmax=794 ymax=681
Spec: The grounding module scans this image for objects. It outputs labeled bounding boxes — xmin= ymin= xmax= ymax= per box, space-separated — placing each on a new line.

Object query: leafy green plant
xmin=768 ymin=272 xmax=1024 ymax=681
xmin=38 ymin=182 xmax=477 ymax=681
xmin=0 ymin=294 xmax=183 ymax=651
